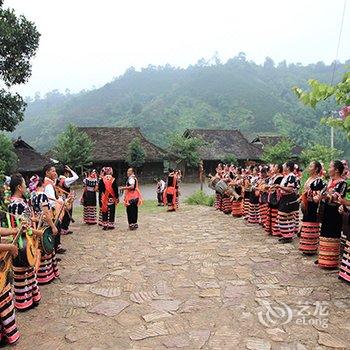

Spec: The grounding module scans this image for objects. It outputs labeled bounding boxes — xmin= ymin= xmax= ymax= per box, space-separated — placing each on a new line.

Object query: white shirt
xmin=64 ymin=170 xmax=79 ymax=187
xmin=44 ymin=182 xmax=56 ymax=208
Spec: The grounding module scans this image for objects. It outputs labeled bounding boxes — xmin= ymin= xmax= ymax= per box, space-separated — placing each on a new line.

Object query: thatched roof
xmin=184 ymin=129 xmax=262 ymax=160
xmin=78 ymin=127 xmax=167 ymax=162
xmin=13 ymin=138 xmax=50 ymax=173
xmin=251 ymin=135 xmax=303 ymax=157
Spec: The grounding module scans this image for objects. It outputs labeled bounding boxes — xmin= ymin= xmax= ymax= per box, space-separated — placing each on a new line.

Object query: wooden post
xmin=199 ymin=160 xmax=204 ymax=191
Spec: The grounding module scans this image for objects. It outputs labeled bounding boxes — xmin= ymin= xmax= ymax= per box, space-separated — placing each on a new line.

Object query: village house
xmin=183 ymin=128 xmax=262 ymax=176
xmin=78 ymin=127 xmax=169 ymax=182
xmin=13 ymin=138 xmax=50 ymax=181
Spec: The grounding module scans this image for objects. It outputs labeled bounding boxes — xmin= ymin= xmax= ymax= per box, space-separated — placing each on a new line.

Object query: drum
xmin=40 ymin=227 xmax=55 ymax=255
xmin=14 ymin=231 xmax=36 ymax=268
xmin=215 ymin=180 xmax=228 ymax=195
xmin=208 ymin=178 xmax=220 ymax=191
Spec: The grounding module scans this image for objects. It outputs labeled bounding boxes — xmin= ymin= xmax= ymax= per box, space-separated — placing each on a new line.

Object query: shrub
xmin=185 ymin=190 xmax=214 ymax=206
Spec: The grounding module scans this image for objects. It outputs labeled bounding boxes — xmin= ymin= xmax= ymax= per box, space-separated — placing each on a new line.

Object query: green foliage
xmin=185 ymin=190 xmax=214 ymax=206
xmin=126 ymin=137 xmax=146 ymax=169
xmin=0 ymin=133 xmax=18 ymax=174
xmin=294 ymin=70 xmax=350 ymax=141
xmin=0 ymin=1 xmax=40 ymax=131
xmin=53 ymin=124 xmax=93 ymax=169
xmin=300 ymin=144 xmax=343 ymax=169
xmin=12 ymin=56 xmax=349 ymax=155
xmin=169 ymin=134 xmax=204 ymax=167
xmin=262 ymin=139 xmax=293 ymax=164
xmin=222 ymin=154 xmax=238 ymax=165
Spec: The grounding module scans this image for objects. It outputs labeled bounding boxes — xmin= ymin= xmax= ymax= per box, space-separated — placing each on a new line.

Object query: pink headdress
xmin=29 ymin=175 xmax=39 ymax=192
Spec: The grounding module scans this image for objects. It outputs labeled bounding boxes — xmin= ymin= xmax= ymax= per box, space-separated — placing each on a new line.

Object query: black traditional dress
xmin=299 ymin=177 xmax=325 ymax=255
xmin=318 ymin=179 xmax=347 ymax=268
xmin=8 ymin=197 xmax=41 ymax=309
xmin=82 ymin=177 xmax=98 ymax=224
xmin=277 ymin=173 xmax=300 ymax=239
xmin=265 ymin=175 xmax=283 ymax=236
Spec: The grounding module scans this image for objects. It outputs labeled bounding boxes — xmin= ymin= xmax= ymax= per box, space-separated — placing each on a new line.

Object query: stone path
xmin=14 ymin=205 xmax=350 ymax=350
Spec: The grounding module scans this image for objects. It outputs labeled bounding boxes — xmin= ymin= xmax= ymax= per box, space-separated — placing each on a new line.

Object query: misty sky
xmin=6 ymin=0 xmax=350 ymax=97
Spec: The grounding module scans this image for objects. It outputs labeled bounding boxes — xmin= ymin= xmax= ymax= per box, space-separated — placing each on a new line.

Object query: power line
xmin=331 ymin=0 xmax=347 ymax=84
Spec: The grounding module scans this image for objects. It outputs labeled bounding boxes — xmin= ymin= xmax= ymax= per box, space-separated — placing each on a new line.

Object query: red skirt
xmin=278 ymin=210 xmax=297 ymax=239
xmin=222 ymin=196 xmax=232 ymax=214
xmin=259 ymin=203 xmax=268 ymax=226
xmin=299 ymin=221 xmax=320 ymax=255
xmin=232 ymin=200 xmax=243 ymax=217
xmin=248 ymin=203 xmax=260 ymax=224
xmin=318 ymin=236 xmax=340 ymax=269
xmin=215 ymin=193 xmax=222 ymax=210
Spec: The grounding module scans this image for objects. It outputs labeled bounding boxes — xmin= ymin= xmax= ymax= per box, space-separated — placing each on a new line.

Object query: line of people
xmin=0 ymin=164 xmax=78 ymax=346
xmin=211 ymin=160 xmax=350 ymax=285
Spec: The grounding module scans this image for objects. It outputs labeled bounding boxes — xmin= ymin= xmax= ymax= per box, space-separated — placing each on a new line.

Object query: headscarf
xmin=104 ymin=167 xmax=113 ymax=176
xmin=29 ymin=175 xmax=40 ymax=192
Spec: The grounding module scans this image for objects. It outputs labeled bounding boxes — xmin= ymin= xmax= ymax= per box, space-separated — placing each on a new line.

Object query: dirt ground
xmin=13 ymin=204 xmax=350 ymax=350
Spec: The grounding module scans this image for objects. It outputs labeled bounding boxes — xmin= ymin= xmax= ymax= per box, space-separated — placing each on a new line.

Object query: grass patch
xmin=185 ymin=190 xmax=214 ymax=206
xmin=72 ymin=199 xmax=165 ymax=221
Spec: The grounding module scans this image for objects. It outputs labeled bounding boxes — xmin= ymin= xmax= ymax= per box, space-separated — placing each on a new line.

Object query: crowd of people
xmin=0 ymin=163 xmax=144 ymax=346
xmin=210 ymin=160 xmax=350 ymax=284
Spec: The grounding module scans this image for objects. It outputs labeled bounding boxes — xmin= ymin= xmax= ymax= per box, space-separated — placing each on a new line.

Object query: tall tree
xmin=53 ymin=124 xmax=93 ymax=169
xmin=169 ymin=134 xmax=204 ymax=168
xmin=0 ymin=133 xmax=18 ymax=174
xmin=0 ymin=0 xmax=40 ymax=131
xmin=126 ymin=137 xmax=146 ymax=170
xmin=261 ymin=139 xmax=293 ymax=164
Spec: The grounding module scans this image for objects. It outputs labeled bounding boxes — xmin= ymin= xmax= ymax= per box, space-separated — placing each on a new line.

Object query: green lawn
xmin=72 ymin=199 xmax=165 ymax=221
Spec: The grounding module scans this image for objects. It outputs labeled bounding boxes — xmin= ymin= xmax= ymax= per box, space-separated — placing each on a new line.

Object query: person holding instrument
xmin=298 ymin=161 xmax=325 ymax=255
xmin=56 ymin=165 xmax=78 ymax=235
xmin=7 ymin=173 xmax=42 ymax=310
xmin=0 ymin=228 xmax=20 ymax=346
xmin=315 ymin=160 xmax=347 ymax=269
xmin=31 ymin=178 xmax=60 ymax=284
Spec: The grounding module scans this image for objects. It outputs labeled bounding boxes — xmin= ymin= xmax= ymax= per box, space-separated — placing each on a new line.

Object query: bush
xmin=185 ymin=190 xmax=214 ymax=206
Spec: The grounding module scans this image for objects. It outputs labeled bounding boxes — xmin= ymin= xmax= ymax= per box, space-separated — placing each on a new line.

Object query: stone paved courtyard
xmin=14 ymin=205 xmax=350 ymax=350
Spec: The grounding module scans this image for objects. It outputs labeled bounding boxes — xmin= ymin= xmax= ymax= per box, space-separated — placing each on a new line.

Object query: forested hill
xmin=14 ymin=55 xmax=350 ymax=153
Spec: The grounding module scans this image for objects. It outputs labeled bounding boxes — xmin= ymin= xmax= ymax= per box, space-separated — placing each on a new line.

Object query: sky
xmin=5 ymin=0 xmax=350 ymax=97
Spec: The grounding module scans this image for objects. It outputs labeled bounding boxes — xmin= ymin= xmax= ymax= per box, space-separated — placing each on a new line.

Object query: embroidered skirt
xmin=318 ymin=236 xmax=340 ymax=269
xmin=0 ymin=283 xmax=20 ymax=345
xmin=222 ymin=196 xmax=232 ymax=214
xmin=299 ymin=222 xmax=320 ymax=255
xmin=231 ymin=200 xmax=243 ymax=217
xmin=37 ymin=252 xmax=60 ymax=285
xmin=12 ymin=266 xmax=41 ymax=311
xmin=339 ymin=239 xmax=350 ymax=282
xmin=83 ymin=206 xmax=97 ymax=224
xmin=214 ymin=193 xmax=222 ymax=210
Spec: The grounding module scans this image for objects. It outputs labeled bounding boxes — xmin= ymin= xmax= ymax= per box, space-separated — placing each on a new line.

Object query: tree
xmin=222 ymin=154 xmax=238 ymax=165
xmin=0 ymin=1 xmax=40 ymax=131
xmin=293 ymin=71 xmax=350 ymax=139
xmin=0 ymin=133 xmax=18 ymax=174
xmin=53 ymin=124 xmax=93 ymax=169
xmin=126 ymin=137 xmax=146 ymax=169
xmin=261 ymin=139 xmax=293 ymax=164
xmin=300 ymin=144 xmax=343 ymax=169
xmin=169 ymin=134 xmax=204 ymax=168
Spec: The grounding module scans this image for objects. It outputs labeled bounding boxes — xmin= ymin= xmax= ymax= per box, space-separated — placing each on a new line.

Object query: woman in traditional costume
xmin=214 ymin=164 xmax=223 ymax=210
xmin=248 ymin=167 xmax=260 ymax=224
xmin=82 ymin=170 xmax=98 ymax=225
xmin=231 ymin=168 xmax=243 ymax=217
xmin=258 ymin=167 xmax=270 ymax=227
xmin=0 ymin=228 xmax=20 ymax=345
xmin=275 ymin=161 xmax=300 ymax=243
xmin=99 ymin=167 xmax=119 ymax=230
xmin=121 ymin=168 xmax=143 ymax=230
xmin=7 ymin=174 xmax=42 ymax=310
xmin=163 ymin=169 xmax=178 ymax=212
xmin=316 ymin=160 xmax=347 ymax=269
xmin=299 ymin=161 xmax=325 ymax=255
xmin=31 ymin=178 xmax=60 ymax=284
